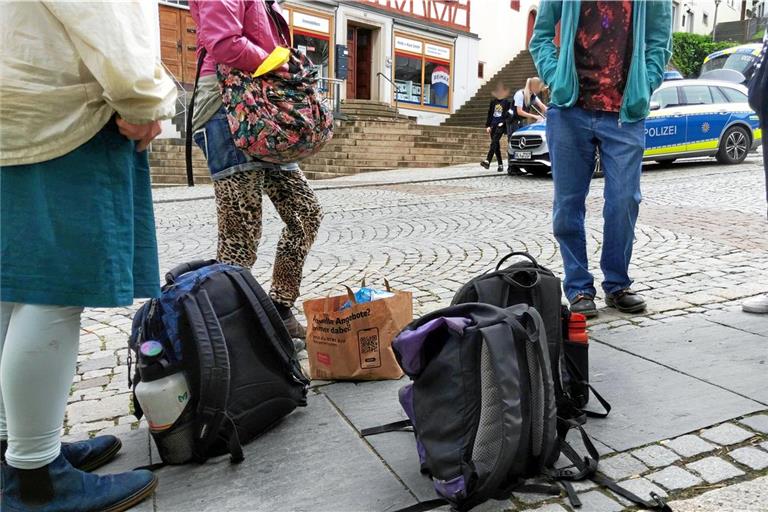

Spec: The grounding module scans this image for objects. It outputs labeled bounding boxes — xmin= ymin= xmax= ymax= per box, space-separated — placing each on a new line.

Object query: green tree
xmin=671 ymin=32 xmax=738 ymax=78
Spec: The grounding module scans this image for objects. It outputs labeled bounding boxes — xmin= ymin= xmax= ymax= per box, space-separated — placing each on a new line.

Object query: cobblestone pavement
xmin=68 ymin=155 xmax=768 ymax=510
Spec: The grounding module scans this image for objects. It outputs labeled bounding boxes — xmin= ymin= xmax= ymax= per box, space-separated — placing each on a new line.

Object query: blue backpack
xmin=129 ymin=260 xmax=309 ymax=464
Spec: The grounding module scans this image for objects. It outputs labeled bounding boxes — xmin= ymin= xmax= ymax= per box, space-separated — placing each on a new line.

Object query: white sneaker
xmin=742 ymin=294 xmax=768 ymax=314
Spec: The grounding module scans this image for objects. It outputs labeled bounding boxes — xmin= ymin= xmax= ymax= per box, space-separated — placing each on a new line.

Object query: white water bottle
xmin=134 ymin=341 xmax=191 ymax=432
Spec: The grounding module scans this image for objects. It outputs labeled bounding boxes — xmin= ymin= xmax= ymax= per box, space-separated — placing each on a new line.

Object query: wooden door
xmin=181 ymin=11 xmax=198 ymax=83
xmin=526 ymin=10 xmax=536 ymax=48
xmin=356 ymin=29 xmax=372 ymax=100
xmin=158 ymin=5 xmax=198 ymax=84
xmin=346 ymin=27 xmax=358 ymax=99
xmin=159 ymin=5 xmax=183 ymax=79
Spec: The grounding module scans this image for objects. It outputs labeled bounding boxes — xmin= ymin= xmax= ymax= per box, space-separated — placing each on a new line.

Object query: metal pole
xmin=713 ymin=0 xmax=721 ymax=41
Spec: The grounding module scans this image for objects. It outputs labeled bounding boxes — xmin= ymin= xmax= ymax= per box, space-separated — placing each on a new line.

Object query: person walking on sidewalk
xmin=530 ymin=0 xmax=672 ymax=318
xmin=481 ymin=82 xmax=512 ymax=172
xmin=743 ymin=26 xmax=768 ymax=314
xmin=190 ymin=0 xmax=323 ymax=340
xmin=0 ymin=2 xmax=177 ymax=511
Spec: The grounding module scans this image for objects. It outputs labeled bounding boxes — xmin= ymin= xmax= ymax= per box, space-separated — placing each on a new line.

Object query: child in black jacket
xmin=481 ymin=83 xmax=511 ymax=172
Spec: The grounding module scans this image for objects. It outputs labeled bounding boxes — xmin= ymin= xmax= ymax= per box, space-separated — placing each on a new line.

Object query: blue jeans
xmin=193 ymin=108 xmax=298 ymax=180
xmin=547 ymin=106 xmax=645 ymax=301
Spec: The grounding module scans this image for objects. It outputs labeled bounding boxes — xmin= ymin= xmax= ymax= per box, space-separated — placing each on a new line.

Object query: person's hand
xmin=486 ymin=127 xmax=491 ymax=134
xmin=116 ymin=118 xmax=162 ymax=152
xmin=533 ymin=115 xmax=544 ymax=122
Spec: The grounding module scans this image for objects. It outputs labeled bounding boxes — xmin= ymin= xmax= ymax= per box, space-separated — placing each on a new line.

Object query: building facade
xmin=154 ymin=0 xmax=547 ymax=126
xmin=672 ymin=0 xmax=744 ymax=35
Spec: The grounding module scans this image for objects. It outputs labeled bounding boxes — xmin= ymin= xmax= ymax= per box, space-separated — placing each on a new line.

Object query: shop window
xmin=294 ymin=32 xmax=330 ymax=78
xmin=395 ymin=54 xmax=422 ymax=104
xmin=393 ymin=34 xmax=452 ymax=111
xmin=424 ymin=60 xmax=450 ymax=108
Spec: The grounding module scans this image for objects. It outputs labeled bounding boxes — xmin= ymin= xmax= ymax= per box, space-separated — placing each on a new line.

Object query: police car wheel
xmin=717 ymin=126 xmax=750 ymax=165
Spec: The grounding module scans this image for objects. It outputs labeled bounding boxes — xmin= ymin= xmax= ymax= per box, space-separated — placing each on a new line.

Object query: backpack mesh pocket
xmin=526 ymin=341 xmax=545 ymax=458
xmin=472 ymin=341 xmax=504 ymax=481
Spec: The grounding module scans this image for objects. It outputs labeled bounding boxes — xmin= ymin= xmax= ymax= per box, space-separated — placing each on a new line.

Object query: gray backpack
xmin=363 ymin=302 xmax=670 ymax=512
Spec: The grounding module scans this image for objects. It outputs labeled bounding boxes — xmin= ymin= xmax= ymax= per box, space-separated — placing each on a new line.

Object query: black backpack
xmin=364 ymin=302 xmax=670 ymax=512
xmin=128 ymin=260 xmax=309 ymax=464
xmin=452 ymin=252 xmax=610 ymax=420
xmin=747 ymin=27 xmax=767 ymax=116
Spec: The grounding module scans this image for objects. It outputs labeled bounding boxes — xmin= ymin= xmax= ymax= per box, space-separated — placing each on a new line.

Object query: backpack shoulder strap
xmin=181 ymin=288 xmax=243 ymax=463
xmin=226 ymin=270 xmax=310 ymax=390
xmin=361 ymin=419 xmax=413 ymax=437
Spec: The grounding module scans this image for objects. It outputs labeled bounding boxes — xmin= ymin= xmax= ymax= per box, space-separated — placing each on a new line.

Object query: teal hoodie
xmin=529 ymin=0 xmax=673 ymax=124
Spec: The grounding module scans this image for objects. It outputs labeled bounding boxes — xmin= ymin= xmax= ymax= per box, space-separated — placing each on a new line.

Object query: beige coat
xmin=0 ymin=1 xmax=178 ymax=166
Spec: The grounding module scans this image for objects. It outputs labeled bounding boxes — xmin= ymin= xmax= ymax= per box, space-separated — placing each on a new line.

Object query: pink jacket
xmin=190 ymin=0 xmax=286 ymax=77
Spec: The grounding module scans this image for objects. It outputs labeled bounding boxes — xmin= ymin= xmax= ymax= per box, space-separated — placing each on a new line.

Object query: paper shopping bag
xmin=303 ymin=287 xmax=413 ymax=381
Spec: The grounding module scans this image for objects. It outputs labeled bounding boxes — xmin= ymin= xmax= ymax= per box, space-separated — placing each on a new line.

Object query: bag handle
xmin=495 ymin=251 xmax=540 ymax=271
xmin=165 ymin=259 xmax=218 ymax=284
xmin=185 ymin=47 xmax=207 ymax=187
xmin=360 ymin=272 xmax=393 ymax=292
xmin=265 ymin=0 xmax=291 ymax=47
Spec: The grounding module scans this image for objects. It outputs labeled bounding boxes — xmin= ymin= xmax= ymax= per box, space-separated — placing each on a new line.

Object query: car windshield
xmin=701 ymin=52 xmax=756 ymax=76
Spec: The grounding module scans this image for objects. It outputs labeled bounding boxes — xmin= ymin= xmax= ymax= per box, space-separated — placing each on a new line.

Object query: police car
xmin=507 ymin=79 xmax=762 ymax=177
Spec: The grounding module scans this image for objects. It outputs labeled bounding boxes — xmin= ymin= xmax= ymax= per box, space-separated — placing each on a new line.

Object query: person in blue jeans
xmin=530 ymin=0 xmax=672 ymax=318
xmin=742 ymin=26 xmax=768 ymax=314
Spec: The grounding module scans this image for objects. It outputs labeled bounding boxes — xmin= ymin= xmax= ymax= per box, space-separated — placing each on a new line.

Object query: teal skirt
xmin=1 ymin=121 xmax=160 ymax=307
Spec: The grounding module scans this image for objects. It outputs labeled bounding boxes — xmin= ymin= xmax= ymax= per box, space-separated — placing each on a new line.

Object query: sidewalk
xmin=98 ymin=309 xmax=768 ymax=512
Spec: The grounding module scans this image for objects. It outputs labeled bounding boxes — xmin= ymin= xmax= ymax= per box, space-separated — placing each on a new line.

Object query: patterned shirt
xmin=575 ymin=1 xmax=634 ymax=112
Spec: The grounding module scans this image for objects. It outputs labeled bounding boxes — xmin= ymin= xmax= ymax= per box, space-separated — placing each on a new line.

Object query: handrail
xmin=318 ymin=77 xmax=344 ymax=117
xmin=376 ymin=72 xmax=398 ymax=111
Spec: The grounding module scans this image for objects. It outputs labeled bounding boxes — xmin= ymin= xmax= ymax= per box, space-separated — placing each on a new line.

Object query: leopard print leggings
xmin=213 ymin=169 xmax=322 ymax=307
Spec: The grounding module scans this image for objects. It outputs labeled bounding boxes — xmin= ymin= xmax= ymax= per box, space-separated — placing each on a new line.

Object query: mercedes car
xmin=507 ymin=79 xmax=762 ymax=177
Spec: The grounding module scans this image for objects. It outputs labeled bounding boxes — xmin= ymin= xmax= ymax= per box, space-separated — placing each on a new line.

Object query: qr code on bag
xmin=358 ymin=328 xmax=381 ymax=369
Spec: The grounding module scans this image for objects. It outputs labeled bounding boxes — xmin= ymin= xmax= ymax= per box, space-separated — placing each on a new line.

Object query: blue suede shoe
xmin=1 ymin=436 xmax=122 ymax=472
xmin=1 ymin=452 xmax=157 ymax=512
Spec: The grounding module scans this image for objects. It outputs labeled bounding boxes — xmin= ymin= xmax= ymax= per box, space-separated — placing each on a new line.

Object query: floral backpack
xmin=185 ymin=0 xmax=334 ymax=186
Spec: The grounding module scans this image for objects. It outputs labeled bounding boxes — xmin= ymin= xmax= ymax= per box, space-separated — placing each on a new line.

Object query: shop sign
xmin=395 ymin=36 xmax=423 ymax=54
xmin=293 ymin=12 xmax=330 ymax=33
xmin=425 ymin=43 xmax=450 ymax=61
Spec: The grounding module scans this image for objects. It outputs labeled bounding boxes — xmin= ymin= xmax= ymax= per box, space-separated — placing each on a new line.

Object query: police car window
xmin=651 ymin=87 xmax=680 ymax=108
xmin=709 ymin=87 xmax=728 ymax=103
xmin=682 ymin=85 xmax=713 ymax=105
xmin=719 ymin=87 xmax=748 ymax=103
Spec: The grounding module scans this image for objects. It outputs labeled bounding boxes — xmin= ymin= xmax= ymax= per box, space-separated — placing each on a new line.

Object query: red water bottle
xmin=564 ymin=311 xmax=590 ymax=408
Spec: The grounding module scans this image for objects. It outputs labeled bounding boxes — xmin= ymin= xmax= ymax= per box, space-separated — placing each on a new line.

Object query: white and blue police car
xmin=507 ymin=79 xmax=762 ymax=177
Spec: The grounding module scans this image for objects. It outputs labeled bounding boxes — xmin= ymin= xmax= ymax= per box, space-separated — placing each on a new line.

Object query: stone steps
xmin=147 ymin=100 xmax=488 ymax=185
xmin=442 ymin=49 xmax=540 ymax=127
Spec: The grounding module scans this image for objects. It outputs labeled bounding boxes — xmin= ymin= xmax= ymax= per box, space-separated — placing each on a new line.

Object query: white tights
xmin=0 ymin=302 xmax=83 ymax=469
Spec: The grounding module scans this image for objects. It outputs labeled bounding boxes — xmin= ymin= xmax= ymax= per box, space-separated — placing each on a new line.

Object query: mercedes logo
xmin=519 ymin=137 xmax=527 ymax=149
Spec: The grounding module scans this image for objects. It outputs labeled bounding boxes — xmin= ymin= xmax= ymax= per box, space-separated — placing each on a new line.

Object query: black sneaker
xmin=606 ymin=289 xmax=646 ymax=314
xmin=272 ymin=301 xmax=307 ymax=340
xmin=570 ymin=294 xmax=598 ymax=319
xmin=497 ymin=165 xmax=504 ymax=173
xmin=480 ymin=160 xmax=491 ymax=169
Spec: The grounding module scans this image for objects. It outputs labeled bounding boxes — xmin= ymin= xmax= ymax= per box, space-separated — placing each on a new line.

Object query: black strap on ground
xmin=361 ymin=419 xmax=413 ymax=437
xmin=560 ymin=481 xmax=581 ymax=508
xmin=584 ymin=383 xmax=612 ymax=418
xmin=134 ymin=462 xmax=167 ymax=472
xmin=185 ymin=48 xmax=207 ymax=187
xmin=591 ymin=474 xmax=673 ymax=511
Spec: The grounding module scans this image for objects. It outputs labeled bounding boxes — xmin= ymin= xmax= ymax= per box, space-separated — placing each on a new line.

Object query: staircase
xmin=300 ymin=100 xmax=489 ymax=179
xmin=147 ymin=100 xmax=490 ymax=185
xmin=442 ymin=50 xmax=539 ymax=127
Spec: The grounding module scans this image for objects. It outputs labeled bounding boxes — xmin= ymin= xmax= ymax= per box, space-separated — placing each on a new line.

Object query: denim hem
xmin=212 ymin=162 xmax=300 ymax=181
xmin=567 ymin=289 xmax=597 ymax=302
